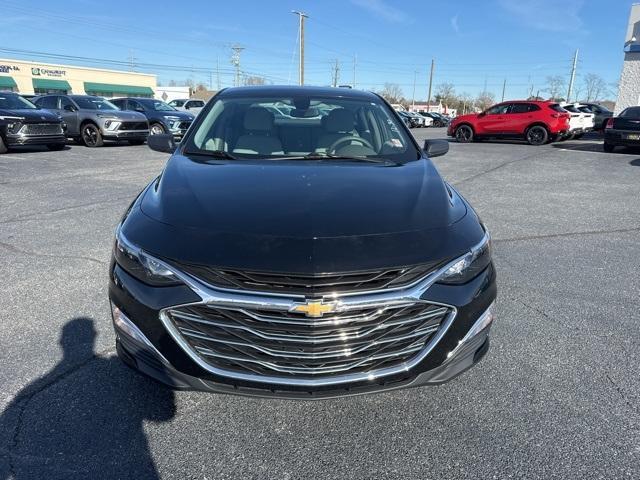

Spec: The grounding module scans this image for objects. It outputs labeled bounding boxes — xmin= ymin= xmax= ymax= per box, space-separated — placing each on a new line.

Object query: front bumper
xmin=109 ymin=258 xmax=497 ymax=399
xmin=103 ymin=129 xmax=149 ymax=140
xmin=6 ymin=133 xmax=66 ymax=146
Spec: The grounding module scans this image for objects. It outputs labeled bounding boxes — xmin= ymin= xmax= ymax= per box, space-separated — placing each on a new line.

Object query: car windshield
xmin=72 ymin=97 xmax=119 ymax=110
xmin=141 ymin=100 xmax=177 ymax=112
xmin=562 ymin=105 xmax=580 ymax=113
xmin=170 ymin=100 xmax=185 ymax=107
xmin=184 ymin=93 xmax=419 ymax=162
xmin=0 ymin=93 xmax=37 ymax=109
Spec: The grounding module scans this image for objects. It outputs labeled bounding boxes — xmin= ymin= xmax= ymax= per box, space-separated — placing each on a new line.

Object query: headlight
xmin=7 ymin=122 xmax=23 ymax=134
xmin=97 ymin=114 xmax=118 ymax=120
xmin=437 ymin=230 xmax=491 ymax=284
xmin=114 ymin=227 xmax=181 ymax=286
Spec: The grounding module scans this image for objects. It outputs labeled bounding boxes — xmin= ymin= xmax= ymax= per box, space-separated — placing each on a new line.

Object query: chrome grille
xmin=163 ymin=302 xmax=452 ymax=380
xmin=22 ymin=123 xmax=63 ymax=135
xmin=174 ymin=263 xmax=439 ymax=296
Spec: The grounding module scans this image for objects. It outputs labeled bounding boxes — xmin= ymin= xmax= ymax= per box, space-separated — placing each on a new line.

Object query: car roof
xmin=217 ymin=85 xmax=380 ymax=101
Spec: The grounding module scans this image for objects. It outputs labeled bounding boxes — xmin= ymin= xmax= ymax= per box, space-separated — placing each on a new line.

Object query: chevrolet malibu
xmin=109 ymin=86 xmax=497 ymax=398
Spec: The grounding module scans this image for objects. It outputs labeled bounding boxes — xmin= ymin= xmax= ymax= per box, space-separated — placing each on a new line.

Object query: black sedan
xmin=109 ymin=85 xmax=497 ymax=399
xmin=604 ymin=106 xmax=640 ymax=152
xmin=111 ymin=97 xmax=195 ymax=139
xmin=0 ymin=91 xmax=66 ymax=153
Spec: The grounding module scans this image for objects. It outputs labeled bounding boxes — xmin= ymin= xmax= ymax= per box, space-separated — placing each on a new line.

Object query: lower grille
xmin=163 ymin=302 xmax=452 ymax=381
xmin=118 ymin=122 xmax=148 ymax=131
xmin=21 ymin=123 xmax=63 ymax=135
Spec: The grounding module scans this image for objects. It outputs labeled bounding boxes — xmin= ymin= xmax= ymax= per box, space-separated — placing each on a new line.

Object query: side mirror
xmin=423 ymin=139 xmax=449 ymax=158
xmin=147 ymin=134 xmax=176 ymax=154
xmin=135 ymin=106 xmax=145 ymax=113
xmin=64 ymin=104 xmax=76 ymax=112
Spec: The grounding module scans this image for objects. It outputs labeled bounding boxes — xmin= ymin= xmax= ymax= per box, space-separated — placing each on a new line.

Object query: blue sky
xmin=1 ymin=0 xmax=634 ymax=100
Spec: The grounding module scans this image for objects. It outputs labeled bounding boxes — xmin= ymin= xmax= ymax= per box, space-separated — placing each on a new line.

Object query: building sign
xmin=31 ymin=67 xmax=66 ymax=77
xmin=0 ymin=64 xmax=20 ymax=73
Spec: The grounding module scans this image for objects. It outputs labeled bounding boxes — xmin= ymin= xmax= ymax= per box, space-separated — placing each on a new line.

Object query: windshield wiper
xmin=268 ymin=153 xmax=390 ymax=163
xmin=193 ymin=150 xmax=237 ymax=160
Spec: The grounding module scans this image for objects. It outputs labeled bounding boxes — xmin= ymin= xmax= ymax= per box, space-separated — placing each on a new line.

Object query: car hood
xmin=453 ymin=113 xmax=478 ymax=123
xmin=125 ymin=154 xmax=479 ymax=273
xmin=98 ymin=110 xmax=147 ymax=121
xmin=0 ymin=108 xmax=60 ymax=122
xmin=156 ymin=111 xmax=194 ymax=121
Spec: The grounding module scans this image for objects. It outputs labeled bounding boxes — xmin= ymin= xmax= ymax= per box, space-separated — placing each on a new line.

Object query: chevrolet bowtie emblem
xmin=291 ymin=300 xmax=337 ymax=318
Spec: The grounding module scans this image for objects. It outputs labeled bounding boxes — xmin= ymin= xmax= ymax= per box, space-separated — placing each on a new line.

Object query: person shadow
xmin=0 ymin=317 xmax=176 ymax=480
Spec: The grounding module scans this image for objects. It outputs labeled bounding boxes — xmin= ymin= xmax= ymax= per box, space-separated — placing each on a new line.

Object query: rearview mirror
xmin=423 ymin=139 xmax=449 ymax=158
xmin=147 ymin=134 xmax=176 ymax=154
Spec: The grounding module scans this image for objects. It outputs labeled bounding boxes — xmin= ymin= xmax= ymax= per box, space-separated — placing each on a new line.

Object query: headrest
xmin=243 ymin=107 xmax=275 ymax=131
xmin=323 ymin=108 xmax=354 ymax=133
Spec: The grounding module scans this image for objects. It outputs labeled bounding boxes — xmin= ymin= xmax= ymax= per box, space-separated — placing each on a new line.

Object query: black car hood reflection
xmin=126 ymin=153 xmax=477 ymax=273
xmin=0 ymin=108 xmax=60 ymax=122
xmin=141 ymin=154 xmax=465 ymax=238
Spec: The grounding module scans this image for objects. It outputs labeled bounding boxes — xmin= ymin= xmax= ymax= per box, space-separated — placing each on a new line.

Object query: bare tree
xmin=456 ymin=92 xmax=473 ymax=115
xmin=475 ymin=91 xmax=495 ymax=111
xmin=544 ymin=75 xmax=565 ymax=101
xmin=378 ymin=83 xmax=405 ymax=104
xmin=168 ymin=80 xmax=177 ymax=87
xmin=244 ymin=75 xmax=267 ymax=86
xmin=435 ymin=82 xmax=456 ymax=106
xmin=583 ymin=73 xmax=608 ymax=102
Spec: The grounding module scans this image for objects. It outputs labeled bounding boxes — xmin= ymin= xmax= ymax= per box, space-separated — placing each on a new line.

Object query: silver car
xmin=33 ymin=95 xmax=149 ymax=147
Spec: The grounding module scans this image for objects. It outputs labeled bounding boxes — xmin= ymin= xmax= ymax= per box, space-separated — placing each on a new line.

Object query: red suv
xmin=448 ymin=101 xmax=570 ymax=145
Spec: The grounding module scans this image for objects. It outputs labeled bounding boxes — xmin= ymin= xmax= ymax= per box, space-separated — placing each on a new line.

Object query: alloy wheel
xmin=82 ymin=125 xmax=99 ymax=147
xmin=150 ymin=124 xmax=165 ymax=135
xmin=526 ymin=126 xmax=547 ymax=145
xmin=455 ymin=125 xmax=473 ymax=142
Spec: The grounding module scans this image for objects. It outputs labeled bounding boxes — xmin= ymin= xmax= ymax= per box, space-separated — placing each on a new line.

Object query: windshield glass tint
xmin=184 ymin=94 xmax=418 ymax=161
xmin=72 ymin=97 xmax=118 ymax=110
xmin=142 ymin=100 xmax=176 ymax=111
xmin=0 ymin=94 xmax=37 ymax=109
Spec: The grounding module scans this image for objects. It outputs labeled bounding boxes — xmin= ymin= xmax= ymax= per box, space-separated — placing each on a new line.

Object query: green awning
xmin=0 ymin=76 xmax=17 ymax=89
xmin=83 ymin=82 xmax=154 ymax=96
xmin=32 ymin=78 xmax=72 ymax=91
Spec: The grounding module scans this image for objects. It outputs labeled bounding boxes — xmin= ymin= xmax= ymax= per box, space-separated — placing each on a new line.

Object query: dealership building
xmin=0 ymin=58 xmax=156 ymax=98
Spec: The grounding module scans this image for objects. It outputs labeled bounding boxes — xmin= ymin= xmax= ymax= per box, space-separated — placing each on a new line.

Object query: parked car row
xmin=447 ymin=100 xmax=612 ymax=146
xmin=394 ymin=109 xmax=452 ymax=128
xmin=0 ymin=91 xmax=198 ymax=152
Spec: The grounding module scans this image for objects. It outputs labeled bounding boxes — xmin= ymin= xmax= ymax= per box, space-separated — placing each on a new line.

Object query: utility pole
xmin=216 ymin=56 xmax=221 ymax=90
xmin=426 ymin=58 xmax=434 ymax=112
xmin=353 ymin=54 xmax=357 ymax=88
xmin=292 ymin=11 xmax=308 ymax=85
xmin=567 ymin=48 xmax=579 ymax=102
xmin=231 ymin=45 xmax=244 ymax=87
xmin=501 ymin=78 xmax=506 ymax=102
xmin=412 ymin=70 xmax=418 ymax=108
xmin=331 ymin=59 xmax=340 ymax=87
xmin=128 ymin=49 xmax=137 ymax=71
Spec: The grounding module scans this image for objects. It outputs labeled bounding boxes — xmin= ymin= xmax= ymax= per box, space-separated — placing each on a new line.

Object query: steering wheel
xmin=327 ymin=136 xmax=374 ymax=154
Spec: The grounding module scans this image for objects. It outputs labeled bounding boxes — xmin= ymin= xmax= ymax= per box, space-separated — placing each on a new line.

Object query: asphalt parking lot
xmin=1 ymin=130 xmax=639 ymax=479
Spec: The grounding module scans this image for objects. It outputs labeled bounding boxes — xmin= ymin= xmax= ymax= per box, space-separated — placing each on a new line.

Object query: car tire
xmin=455 ymin=124 xmax=474 ymax=143
xmin=81 ymin=123 xmax=103 ymax=147
xmin=0 ymin=135 xmax=7 ymax=154
xmin=46 ymin=144 xmax=66 ymax=151
xmin=149 ymin=123 xmax=166 ymax=135
xmin=603 ymin=142 xmax=615 ymax=153
xmin=127 ymin=139 xmax=145 ymax=146
xmin=526 ymin=125 xmax=549 ymax=145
